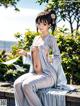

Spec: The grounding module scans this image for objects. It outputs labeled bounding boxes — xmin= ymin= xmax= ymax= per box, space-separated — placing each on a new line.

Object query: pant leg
xmin=22 ymin=73 xmax=54 ymax=106
xmin=14 ymin=73 xmax=34 ymax=106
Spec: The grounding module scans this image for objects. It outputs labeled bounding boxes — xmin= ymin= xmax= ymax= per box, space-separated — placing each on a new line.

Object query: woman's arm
xmin=17 ymin=49 xmax=27 ymax=56
xmin=50 ymin=36 xmax=67 ymax=85
xmin=50 ymin=36 xmax=61 ymax=64
xmin=49 ymin=36 xmax=62 ymax=72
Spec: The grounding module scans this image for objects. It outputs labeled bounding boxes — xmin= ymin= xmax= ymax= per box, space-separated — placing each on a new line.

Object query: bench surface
xmin=0 ymin=82 xmax=80 ymax=106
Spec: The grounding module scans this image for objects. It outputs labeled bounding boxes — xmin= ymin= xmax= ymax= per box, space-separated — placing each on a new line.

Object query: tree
xmin=36 ymin=0 xmax=80 ymax=35
xmin=0 ymin=0 xmax=20 ymax=11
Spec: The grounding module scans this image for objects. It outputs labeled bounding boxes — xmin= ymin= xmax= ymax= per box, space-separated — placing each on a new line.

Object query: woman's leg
xmin=22 ymin=73 xmax=54 ymax=106
xmin=14 ymin=73 xmax=34 ymax=106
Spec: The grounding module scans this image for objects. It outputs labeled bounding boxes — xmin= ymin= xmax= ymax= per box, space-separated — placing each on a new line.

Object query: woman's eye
xmin=44 ymin=23 xmax=47 ymax=25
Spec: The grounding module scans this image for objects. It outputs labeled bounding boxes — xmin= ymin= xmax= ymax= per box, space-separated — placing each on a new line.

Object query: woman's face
xmin=36 ymin=21 xmax=50 ymax=34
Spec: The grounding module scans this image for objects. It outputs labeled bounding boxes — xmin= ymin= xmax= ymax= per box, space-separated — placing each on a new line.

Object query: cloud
xmin=0 ymin=7 xmax=41 ymax=41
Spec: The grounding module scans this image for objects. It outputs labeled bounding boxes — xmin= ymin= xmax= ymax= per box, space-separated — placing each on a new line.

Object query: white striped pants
xmin=14 ymin=72 xmax=54 ymax=106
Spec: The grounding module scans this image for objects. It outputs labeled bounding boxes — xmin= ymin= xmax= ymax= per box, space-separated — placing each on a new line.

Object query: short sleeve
xmin=30 ymin=36 xmax=39 ymax=51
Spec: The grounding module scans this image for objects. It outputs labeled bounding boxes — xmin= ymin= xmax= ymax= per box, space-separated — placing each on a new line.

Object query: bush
xmin=55 ymin=29 xmax=80 ymax=84
xmin=0 ymin=56 xmax=30 ymax=82
xmin=0 ymin=29 xmax=80 ymax=84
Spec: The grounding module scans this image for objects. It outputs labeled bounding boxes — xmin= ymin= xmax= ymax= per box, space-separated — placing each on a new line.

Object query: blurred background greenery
xmin=0 ymin=29 xmax=80 ymax=84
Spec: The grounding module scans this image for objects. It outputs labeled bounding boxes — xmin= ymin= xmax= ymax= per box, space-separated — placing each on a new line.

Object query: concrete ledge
xmin=66 ymin=90 xmax=80 ymax=106
xmin=0 ymin=82 xmax=80 ymax=106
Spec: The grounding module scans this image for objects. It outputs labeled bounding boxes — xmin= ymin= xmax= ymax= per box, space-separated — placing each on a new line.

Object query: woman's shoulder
xmin=47 ymin=35 xmax=57 ymax=47
xmin=48 ymin=35 xmax=56 ymax=41
xmin=32 ymin=36 xmax=40 ymax=42
xmin=34 ymin=35 xmax=40 ymax=39
xmin=34 ymin=36 xmax=40 ymax=41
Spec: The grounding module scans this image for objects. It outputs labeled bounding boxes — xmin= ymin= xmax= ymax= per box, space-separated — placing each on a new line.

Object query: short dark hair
xmin=35 ymin=10 xmax=56 ymax=32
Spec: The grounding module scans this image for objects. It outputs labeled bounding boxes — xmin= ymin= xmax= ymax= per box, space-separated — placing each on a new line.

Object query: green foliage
xmin=36 ymin=0 xmax=80 ymax=34
xmin=4 ymin=69 xmax=18 ymax=82
xmin=0 ymin=63 xmax=8 ymax=81
xmin=24 ymin=30 xmax=39 ymax=50
xmin=0 ymin=56 xmax=30 ymax=82
xmin=0 ymin=30 xmax=38 ymax=82
xmin=0 ymin=0 xmax=20 ymax=11
xmin=0 ymin=50 xmax=7 ymax=62
xmin=54 ymin=28 xmax=80 ymax=84
xmin=0 ymin=28 xmax=80 ymax=84
xmin=12 ymin=30 xmax=39 ymax=56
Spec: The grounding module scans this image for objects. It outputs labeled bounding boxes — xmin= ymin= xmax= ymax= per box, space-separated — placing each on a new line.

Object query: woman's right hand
xmin=17 ymin=49 xmax=27 ymax=56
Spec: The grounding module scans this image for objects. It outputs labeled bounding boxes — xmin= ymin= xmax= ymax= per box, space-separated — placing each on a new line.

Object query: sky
xmin=0 ymin=0 xmax=46 ymax=41
xmin=0 ymin=0 xmax=71 ymax=41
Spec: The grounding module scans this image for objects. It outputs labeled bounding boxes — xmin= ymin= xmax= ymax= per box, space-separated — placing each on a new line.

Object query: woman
xmin=14 ymin=10 xmax=67 ymax=106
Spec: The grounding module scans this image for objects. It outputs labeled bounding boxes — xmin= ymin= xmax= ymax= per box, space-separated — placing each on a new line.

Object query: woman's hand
xmin=17 ymin=49 xmax=27 ymax=56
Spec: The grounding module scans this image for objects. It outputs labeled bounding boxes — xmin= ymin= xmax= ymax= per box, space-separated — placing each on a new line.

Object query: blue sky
xmin=0 ymin=0 xmax=46 ymax=41
xmin=0 ymin=0 xmax=71 ymax=41
xmin=17 ymin=0 xmax=45 ymax=10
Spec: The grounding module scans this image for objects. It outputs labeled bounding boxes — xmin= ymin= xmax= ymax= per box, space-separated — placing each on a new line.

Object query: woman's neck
xmin=41 ymin=32 xmax=49 ymax=39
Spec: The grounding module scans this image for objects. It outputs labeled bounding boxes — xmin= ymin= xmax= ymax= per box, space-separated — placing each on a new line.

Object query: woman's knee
xmin=22 ymin=81 xmax=34 ymax=93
